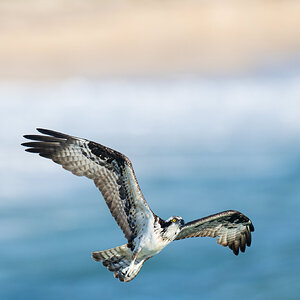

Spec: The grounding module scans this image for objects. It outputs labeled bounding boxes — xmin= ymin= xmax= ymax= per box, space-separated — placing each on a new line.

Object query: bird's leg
xmin=125 ymin=249 xmax=139 ymax=276
xmin=131 ymin=250 xmax=138 ymax=265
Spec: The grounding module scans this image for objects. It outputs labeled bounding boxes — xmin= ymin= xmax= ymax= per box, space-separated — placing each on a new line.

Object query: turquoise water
xmin=1 ymin=74 xmax=300 ymax=299
xmin=1 ymin=151 xmax=300 ymax=299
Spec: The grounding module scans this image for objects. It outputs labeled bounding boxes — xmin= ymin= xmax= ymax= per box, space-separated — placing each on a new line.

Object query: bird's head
xmin=165 ymin=216 xmax=184 ymax=227
xmin=161 ymin=216 xmax=185 ymax=240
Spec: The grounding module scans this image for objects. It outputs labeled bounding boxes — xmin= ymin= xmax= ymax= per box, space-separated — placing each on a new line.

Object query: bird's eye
xmin=172 ymin=218 xmax=176 ymax=223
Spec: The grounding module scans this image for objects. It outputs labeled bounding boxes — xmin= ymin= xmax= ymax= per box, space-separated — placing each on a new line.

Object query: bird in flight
xmin=22 ymin=128 xmax=254 ymax=282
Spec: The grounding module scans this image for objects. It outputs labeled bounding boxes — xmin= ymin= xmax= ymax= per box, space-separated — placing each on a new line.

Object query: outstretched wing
xmin=22 ymin=128 xmax=154 ymax=242
xmin=175 ymin=210 xmax=254 ymax=255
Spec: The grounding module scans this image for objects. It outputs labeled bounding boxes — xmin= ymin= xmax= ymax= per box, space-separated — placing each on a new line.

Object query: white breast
xmin=136 ymin=223 xmax=171 ymax=260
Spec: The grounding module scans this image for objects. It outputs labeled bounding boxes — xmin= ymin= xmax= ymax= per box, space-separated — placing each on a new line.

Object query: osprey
xmin=22 ymin=128 xmax=254 ymax=282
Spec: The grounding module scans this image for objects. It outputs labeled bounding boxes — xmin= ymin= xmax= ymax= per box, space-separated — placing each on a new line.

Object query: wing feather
xmin=22 ymin=128 xmax=154 ymax=242
xmin=175 ymin=210 xmax=254 ymax=255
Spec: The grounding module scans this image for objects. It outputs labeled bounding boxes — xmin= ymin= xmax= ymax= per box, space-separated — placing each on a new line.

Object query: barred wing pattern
xmin=175 ymin=210 xmax=254 ymax=255
xmin=22 ymin=128 xmax=154 ymax=242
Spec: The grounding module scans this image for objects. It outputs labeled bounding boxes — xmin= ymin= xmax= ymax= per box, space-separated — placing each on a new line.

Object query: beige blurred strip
xmin=0 ymin=0 xmax=300 ymax=79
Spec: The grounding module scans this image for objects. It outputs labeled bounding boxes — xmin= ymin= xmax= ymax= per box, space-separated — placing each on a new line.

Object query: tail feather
xmin=92 ymin=244 xmax=145 ymax=282
xmin=92 ymin=244 xmax=130 ymax=261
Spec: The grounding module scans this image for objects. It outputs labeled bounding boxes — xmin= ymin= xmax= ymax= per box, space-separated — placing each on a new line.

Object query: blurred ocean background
xmin=1 ymin=1 xmax=300 ymax=299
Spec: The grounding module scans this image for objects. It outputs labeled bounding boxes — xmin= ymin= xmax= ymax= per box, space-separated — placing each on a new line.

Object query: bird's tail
xmin=92 ymin=244 xmax=145 ymax=282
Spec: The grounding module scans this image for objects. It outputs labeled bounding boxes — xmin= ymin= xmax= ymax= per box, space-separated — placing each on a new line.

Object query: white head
xmin=161 ymin=216 xmax=184 ymax=240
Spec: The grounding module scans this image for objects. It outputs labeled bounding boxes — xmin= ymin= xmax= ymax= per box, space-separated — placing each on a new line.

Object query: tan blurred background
xmin=1 ymin=0 xmax=300 ymax=80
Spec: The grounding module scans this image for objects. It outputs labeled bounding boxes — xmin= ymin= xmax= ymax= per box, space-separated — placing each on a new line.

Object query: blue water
xmin=1 ymin=74 xmax=300 ymax=299
xmin=1 ymin=151 xmax=300 ymax=300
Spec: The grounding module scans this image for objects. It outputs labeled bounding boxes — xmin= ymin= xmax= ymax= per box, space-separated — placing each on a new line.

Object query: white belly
xmin=136 ymin=226 xmax=171 ymax=260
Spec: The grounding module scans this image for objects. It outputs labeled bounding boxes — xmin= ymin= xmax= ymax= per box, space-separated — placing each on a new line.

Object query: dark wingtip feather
xmin=25 ymin=148 xmax=41 ymax=153
xmin=233 ymin=245 xmax=239 ymax=256
xmin=23 ymin=134 xmax=65 ymax=143
xmin=36 ymin=128 xmax=70 ymax=139
xmin=39 ymin=153 xmax=52 ymax=159
xmin=240 ymin=237 xmax=246 ymax=253
xmin=22 ymin=142 xmax=33 ymax=147
xmin=246 ymin=232 xmax=252 ymax=247
xmin=22 ymin=142 xmax=42 ymax=148
xmin=228 ymin=242 xmax=239 ymax=255
xmin=36 ymin=128 xmax=53 ymax=134
xmin=23 ymin=141 xmax=60 ymax=148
